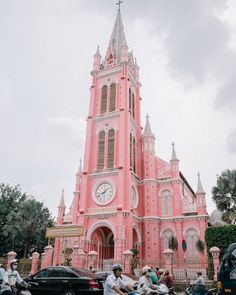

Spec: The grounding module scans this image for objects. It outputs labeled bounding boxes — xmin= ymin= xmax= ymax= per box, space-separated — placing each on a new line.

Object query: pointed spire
xmin=171 ymin=142 xmax=179 ymax=161
xmin=108 ymin=5 xmax=127 ymax=63
xmin=144 ymin=114 xmax=153 ymax=134
xmin=95 ymin=45 xmax=101 ymax=57
xmin=59 ymin=189 xmax=65 ymax=208
xmin=196 ymin=172 xmax=205 ymax=194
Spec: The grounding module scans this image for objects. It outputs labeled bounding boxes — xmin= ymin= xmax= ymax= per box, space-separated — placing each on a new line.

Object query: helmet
xmin=112 ymin=264 xmax=123 ymax=271
xmin=142 ymin=265 xmax=151 ymax=275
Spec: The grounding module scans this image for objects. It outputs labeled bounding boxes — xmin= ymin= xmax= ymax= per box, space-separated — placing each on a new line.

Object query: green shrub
xmin=205 ymin=225 xmax=236 ymax=259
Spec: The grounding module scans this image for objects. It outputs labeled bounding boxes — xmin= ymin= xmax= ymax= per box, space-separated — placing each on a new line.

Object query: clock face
xmin=131 ymin=186 xmax=138 ymax=208
xmin=93 ymin=182 xmax=114 ymax=205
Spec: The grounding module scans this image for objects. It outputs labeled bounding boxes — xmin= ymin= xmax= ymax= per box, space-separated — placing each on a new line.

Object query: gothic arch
xmin=86 ymin=221 xmax=115 ymax=242
xmin=160 ymin=227 xmax=176 ymax=238
xmin=133 ymin=224 xmax=142 ymax=244
xmin=183 ymin=226 xmax=200 ymax=237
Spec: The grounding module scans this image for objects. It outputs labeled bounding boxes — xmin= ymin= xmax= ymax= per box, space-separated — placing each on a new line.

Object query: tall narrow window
xmin=186 ymin=229 xmax=199 ymax=261
xmin=98 ymin=131 xmax=105 ymax=170
xmin=107 ymin=129 xmax=115 ymax=168
xmin=133 ymin=137 xmax=136 ymax=173
xmin=132 ymin=93 xmax=135 ymax=118
xmin=101 ymin=85 xmax=107 ymax=114
xmin=161 ymin=190 xmax=172 ymax=216
xmin=109 ymin=83 xmax=116 ymax=112
xmin=129 ymin=88 xmax=132 ymax=110
xmin=130 ymin=134 xmax=132 ymax=168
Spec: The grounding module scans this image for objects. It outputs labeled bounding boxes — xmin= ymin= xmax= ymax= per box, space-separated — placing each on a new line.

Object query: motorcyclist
xmin=137 ymin=266 xmax=158 ymax=294
xmin=6 ymin=259 xmax=23 ymax=289
xmin=0 ymin=262 xmax=12 ymax=295
xmin=192 ymin=271 xmax=206 ymax=295
xmin=103 ymin=264 xmax=134 ymax=295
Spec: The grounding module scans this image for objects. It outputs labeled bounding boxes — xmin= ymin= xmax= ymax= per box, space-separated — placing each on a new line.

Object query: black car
xmin=24 ymin=266 xmax=104 ymax=295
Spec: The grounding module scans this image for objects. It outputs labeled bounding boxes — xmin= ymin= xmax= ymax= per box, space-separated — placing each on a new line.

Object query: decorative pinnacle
xmin=144 ymin=114 xmax=153 ymax=134
xmin=59 ymin=189 xmax=65 ymax=208
xmin=171 ymin=142 xmax=178 ymax=161
xmin=196 ymin=172 xmax=205 ymax=194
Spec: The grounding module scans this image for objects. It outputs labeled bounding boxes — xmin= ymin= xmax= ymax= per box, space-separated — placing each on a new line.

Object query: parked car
xmin=24 ymin=266 xmax=104 ymax=295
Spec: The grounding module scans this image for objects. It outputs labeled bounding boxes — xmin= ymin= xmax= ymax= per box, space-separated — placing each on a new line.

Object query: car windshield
xmin=70 ymin=268 xmax=97 ymax=277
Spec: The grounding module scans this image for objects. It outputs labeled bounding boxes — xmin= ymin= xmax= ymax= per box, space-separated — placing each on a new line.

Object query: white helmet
xmin=142 ymin=265 xmax=151 ymax=275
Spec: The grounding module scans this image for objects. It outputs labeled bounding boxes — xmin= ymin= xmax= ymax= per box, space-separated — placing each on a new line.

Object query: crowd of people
xmin=103 ymin=264 xmax=174 ymax=295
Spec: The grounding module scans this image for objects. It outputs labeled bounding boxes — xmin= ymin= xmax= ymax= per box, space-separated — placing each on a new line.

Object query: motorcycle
xmin=132 ymin=282 xmax=169 ymax=295
xmin=185 ymin=284 xmax=217 ymax=295
xmin=11 ymin=281 xmax=38 ymax=295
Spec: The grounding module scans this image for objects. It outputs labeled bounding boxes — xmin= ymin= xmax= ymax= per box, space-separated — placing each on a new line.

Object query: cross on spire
xmin=116 ymin=0 xmax=123 ymax=10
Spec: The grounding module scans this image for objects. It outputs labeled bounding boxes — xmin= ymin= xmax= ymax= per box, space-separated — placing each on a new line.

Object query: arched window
xmin=97 ymin=131 xmax=105 ymax=170
xmin=109 ymin=84 xmax=116 ymax=112
xmin=163 ymin=230 xmax=173 ymax=250
xmin=129 ymin=88 xmax=132 ymax=110
xmin=101 ymin=85 xmax=107 ymax=114
xmin=161 ymin=190 xmax=172 ymax=216
xmin=132 ymin=93 xmax=135 ymax=118
xmin=107 ymin=129 xmax=115 ymax=168
xmin=132 ymin=137 xmax=136 ymax=173
xmin=186 ymin=229 xmax=199 ymax=261
xmin=130 ymin=133 xmax=132 ymax=168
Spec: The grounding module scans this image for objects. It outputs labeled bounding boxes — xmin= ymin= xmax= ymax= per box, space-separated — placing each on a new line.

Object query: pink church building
xmin=53 ymin=7 xmax=208 ymax=275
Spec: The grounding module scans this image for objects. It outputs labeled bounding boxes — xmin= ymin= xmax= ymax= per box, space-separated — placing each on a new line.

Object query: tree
xmin=0 ymin=183 xmax=26 ymax=256
xmin=0 ymin=183 xmax=54 ymax=258
xmin=3 ymin=198 xmax=54 ymax=258
xmin=212 ymin=169 xmax=236 ymax=224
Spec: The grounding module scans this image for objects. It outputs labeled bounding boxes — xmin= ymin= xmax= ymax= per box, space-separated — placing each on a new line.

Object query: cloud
xmin=227 ymin=128 xmax=236 ymax=153
xmin=39 ymin=116 xmax=86 ymax=145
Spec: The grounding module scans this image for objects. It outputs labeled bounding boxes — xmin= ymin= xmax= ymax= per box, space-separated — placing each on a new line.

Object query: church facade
xmin=54 ymin=7 xmax=208 ymax=272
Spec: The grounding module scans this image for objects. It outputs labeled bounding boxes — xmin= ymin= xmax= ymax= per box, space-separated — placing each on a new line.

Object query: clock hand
xmin=97 ymin=188 xmax=108 ymax=198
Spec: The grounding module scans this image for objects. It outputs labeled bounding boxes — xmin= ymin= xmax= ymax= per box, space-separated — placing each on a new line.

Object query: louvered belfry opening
xmin=98 ymin=131 xmax=105 ymax=170
xmin=132 ymin=93 xmax=135 ymax=118
xmin=130 ymin=133 xmax=132 ymax=168
xmin=109 ymin=83 xmax=116 ymax=112
xmin=129 ymin=88 xmax=132 ymax=110
xmin=132 ymin=137 xmax=136 ymax=173
xmin=107 ymin=129 xmax=115 ymax=168
xmin=101 ymin=85 xmax=107 ymax=114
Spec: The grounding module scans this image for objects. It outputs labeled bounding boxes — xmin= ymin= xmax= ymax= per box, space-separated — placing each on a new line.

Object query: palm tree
xmin=212 ymin=169 xmax=236 ymax=224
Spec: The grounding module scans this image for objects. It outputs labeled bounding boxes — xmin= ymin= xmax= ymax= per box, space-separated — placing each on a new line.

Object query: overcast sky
xmin=0 ymin=0 xmax=235 ymax=217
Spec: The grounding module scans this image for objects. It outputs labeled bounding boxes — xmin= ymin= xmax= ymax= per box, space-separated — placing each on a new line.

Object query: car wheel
xmin=62 ymin=290 xmax=76 ymax=295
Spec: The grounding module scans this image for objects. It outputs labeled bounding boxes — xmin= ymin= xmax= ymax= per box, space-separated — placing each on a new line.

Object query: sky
xmin=0 ymin=0 xmax=235 ymax=218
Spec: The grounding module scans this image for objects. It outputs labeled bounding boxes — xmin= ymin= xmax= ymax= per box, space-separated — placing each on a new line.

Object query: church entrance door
xmin=90 ymin=226 xmax=114 ymax=270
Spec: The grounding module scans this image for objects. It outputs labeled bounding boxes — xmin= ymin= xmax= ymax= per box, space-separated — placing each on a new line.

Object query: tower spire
xmin=196 ymin=172 xmax=205 ymax=194
xmin=108 ymin=3 xmax=127 ymax=64
xmin=171 ymin=142 xmax=178 ymax=161
xmin=59 ymin=189 xmax=65 ymax=208
xmin=144 ymin=114 xmax=153 ymax=135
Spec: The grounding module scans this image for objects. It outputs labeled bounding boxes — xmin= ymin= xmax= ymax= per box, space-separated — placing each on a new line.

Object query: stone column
xmin=209 ymin=246 xmax=221 ymax=281
xmin=7 ymin=251 xmax=17 ymax=269
xmin=72 ymin=245 xmax=80 ymax=268
xmin=78 ymin=249 xmax=87 ymax=268
xmin=163 ymin=249 xmax=174 ymax=274
xmin=44 ymin=245 xmax=54 ymax=268
xmin=123 ymin=250 xmax=133 ymax=274
xmin=30 ymin=252 xmax=40 ymax=275
xmin=40 ymin=253 xmax=46 ymax=269
xmin=87 ymin=250 xmax=98 ymax=271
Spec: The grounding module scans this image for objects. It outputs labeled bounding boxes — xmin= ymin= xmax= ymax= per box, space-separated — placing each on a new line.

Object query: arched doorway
xmin=90 ymin=226 xmax=114 ymax=270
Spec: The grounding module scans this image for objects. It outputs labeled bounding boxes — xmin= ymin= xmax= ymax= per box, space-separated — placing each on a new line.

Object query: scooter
xmin=185 ymin=284 xmax=217 ymax=295
xmin=12 ymin=281 xmax=38 ymax=295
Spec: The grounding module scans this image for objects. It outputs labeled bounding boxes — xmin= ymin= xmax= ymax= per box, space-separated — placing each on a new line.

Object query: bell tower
xmin=75 ymin=5 xmax=143 ymax=263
